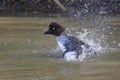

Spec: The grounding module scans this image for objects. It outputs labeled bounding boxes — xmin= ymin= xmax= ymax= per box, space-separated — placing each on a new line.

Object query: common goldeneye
xmin=44 ymin=22 xmax=95 ymax=61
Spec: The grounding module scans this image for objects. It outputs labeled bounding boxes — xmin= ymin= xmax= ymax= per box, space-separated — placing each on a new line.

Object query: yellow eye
xmin=52 ymin=27 xmax=55 ymax=30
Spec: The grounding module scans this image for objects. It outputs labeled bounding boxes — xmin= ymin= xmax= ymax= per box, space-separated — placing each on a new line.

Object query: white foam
xmin=70 ymin=29 xmax=105 ymax=61
xmin=63 ymin=51 xmax=78 ymax=61
xmin=51 ymin=28 xmax=118 ymax=62
xmin=77 ymin=29 xmax=103 ymax=53
xmin=118 ymin=43 xmax=120 ymax=47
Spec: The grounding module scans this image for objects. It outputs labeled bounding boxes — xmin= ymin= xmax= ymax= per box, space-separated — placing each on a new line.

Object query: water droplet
xmin=53 ymin=20 xmax=56 ymax=22
xmin=68 ymin=30 xmax=71 ymax=34
xmin=118 ymin=43 xmax=120 ymax=47
xmin=71 ymin=28 xmax=74 ymax=30
xmin=4 ymin=42 xmax=7 ymax=45
xmin=108 ymin=26 xmax=111 ymax=29
xmin=109 ymin=32 xmax=112 ymax=35
xmin=113 ymin=41 xmax=116 ymax=44
xmin=74 ymin=14 xmax=77 ymax=17
xmin=102 ymin=28 xmax=105 ymax=31
xmin=28 ymin=39 xmax=31 ymax=43
xmin=76 ymin=31 xmax=80 ymax=34
xmin=113 ymin=28 xmax=116 ymax=30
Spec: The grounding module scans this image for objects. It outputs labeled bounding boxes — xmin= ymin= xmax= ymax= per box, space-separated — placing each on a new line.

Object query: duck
xmin=44 ymin=22 xmax=95 ymax=61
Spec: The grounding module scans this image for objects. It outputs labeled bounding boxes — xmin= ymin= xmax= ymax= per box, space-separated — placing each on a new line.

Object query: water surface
xmin=0 ymin=16 xmax=120 ymax=80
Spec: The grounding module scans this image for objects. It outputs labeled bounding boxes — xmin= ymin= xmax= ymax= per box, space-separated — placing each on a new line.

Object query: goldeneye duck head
xmin=44 ymin=22 xmax=65 ymax=36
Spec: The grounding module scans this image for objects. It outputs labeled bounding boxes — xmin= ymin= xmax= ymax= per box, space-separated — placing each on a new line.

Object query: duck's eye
xmin=52 ymin=27 xmax=55 ymax=30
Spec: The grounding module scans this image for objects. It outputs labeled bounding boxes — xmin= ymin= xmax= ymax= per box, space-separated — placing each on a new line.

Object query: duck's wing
xmin=67 ymin=36 xmax=90 ymax=48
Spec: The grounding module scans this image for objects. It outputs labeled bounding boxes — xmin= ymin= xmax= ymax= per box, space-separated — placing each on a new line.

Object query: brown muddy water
xmin=0 ymin=16 xmax=119 ymax=80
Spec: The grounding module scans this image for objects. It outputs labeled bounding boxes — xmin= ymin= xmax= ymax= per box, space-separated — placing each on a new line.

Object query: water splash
xmin=50 ymin=26 xmax=119 ymax=62
xmin=50 ymin=29 xmax=102 ymax=61
xmin=49 ymin=16 xmax=119 ymax=62
xmin=77 ymin=29 xmax=103 ymax=53
xmin=76 ymin=29 xmax=103 ymax=61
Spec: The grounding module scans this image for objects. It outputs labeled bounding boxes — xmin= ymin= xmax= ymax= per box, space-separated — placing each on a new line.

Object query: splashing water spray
xmin=50 ymin=16 xmax=119 ymax=62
